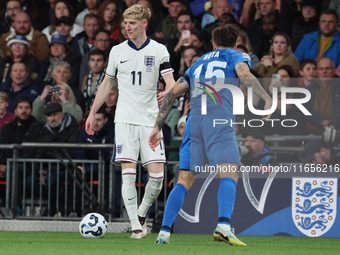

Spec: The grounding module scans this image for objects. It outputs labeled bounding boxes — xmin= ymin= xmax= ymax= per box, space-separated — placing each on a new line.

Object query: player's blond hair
xmin=123 ymin=4 xmax=151 ymax=26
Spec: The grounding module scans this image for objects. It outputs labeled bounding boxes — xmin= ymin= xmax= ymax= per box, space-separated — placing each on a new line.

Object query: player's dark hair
xmin=15 ymin=95 xmax=32 ymax=109
xmin=89 ymin=49 xmax=107 ymax=62
xmin=300 ymin=59 xmax=316 ymax=71
xmin=211 ymin=24 xmax=239 ymax=48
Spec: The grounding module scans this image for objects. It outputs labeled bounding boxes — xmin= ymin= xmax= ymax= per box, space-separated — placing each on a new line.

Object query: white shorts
xmin=112 ymin=123 xmax=166 ymax=166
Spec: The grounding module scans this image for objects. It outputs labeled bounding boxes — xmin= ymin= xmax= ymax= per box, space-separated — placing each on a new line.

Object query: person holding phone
xmin=253 ymin=32 xmax=300 ymax=92
xmin=173 ymin=10 xmax=196 ymax=53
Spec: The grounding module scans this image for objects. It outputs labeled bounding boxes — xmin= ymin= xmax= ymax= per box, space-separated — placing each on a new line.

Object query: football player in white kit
xmin=85 ymin=4 xmax=175 ymax=239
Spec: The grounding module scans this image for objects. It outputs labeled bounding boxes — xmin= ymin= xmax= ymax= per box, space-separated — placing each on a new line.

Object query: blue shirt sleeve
xmin=233 ymin=52 xmax=251 ymax=68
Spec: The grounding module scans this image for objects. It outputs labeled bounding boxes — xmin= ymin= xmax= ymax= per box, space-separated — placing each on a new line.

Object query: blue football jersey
xmin=182 ymin=49 xmax=251 ymax=121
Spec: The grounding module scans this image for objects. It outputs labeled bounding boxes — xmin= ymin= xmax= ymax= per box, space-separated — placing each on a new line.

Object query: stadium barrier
xmin=0 ymin=136 xmax=318 ymax=222
xmin=0 ymin=143 xmax=177 ymax=222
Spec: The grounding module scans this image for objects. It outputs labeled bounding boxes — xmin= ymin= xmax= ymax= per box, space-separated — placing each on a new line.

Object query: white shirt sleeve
xmin=105 ymin=47 xmax=117 ymax=79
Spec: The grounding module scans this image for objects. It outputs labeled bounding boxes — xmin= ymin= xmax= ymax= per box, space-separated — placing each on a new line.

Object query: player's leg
xmin=137 ymin=162 xmax=164 ymax=237
xmin=139 ymin=125 xmax=167 ymax=237
xmin=156 ymin=169 xmax=197 ymax=244
xmin=213 ymin=164 xmax=246 ymax=246
xmin=113 ymin=123 xmax=141 ymax=238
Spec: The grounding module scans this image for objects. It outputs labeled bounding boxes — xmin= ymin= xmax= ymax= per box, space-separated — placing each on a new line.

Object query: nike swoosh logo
xmin=128 ymin=196 xmax=136 ymax=201
xmin=120 ymin=60 xmax=128 ymax=64
xmin=151 ymin=194 xmax=156 ymax=196
xmin=161 ymin=153 xmax=165 ymax=155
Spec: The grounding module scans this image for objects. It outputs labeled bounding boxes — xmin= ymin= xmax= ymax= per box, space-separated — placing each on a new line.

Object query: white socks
xmin=138 ymin=172 xmax=164 ymax=217
xmin=122 ymin=168 xmax=141 ymax=231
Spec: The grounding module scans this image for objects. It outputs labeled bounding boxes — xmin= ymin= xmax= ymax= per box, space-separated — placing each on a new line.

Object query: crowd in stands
xmin=1 ymin=0 xmax=340 ymax=215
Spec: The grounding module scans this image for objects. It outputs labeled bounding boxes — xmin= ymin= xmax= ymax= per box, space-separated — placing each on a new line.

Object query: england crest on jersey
xmin=292 ymin=177 xmax=337 ymax=237
xmin=144 ymin=56 xmax=155 ymax=68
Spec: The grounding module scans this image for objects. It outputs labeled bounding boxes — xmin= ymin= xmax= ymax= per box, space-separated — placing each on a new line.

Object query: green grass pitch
xmin=0 ymin=232 xmax=339 ymax=255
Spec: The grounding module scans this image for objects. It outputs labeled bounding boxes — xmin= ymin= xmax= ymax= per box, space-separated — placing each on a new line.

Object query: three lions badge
xmin=292 ymin=177 xmax=337 ymax=237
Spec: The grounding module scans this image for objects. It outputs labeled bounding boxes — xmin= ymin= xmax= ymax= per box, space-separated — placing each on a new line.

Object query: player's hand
xmin=262 ymin=98 xmax=273 ymax=120
xmin=85 ymin=114 xmax=95 ymax=136
xmin=149 ymin=128 xmax=162 ymax=151
xmin=157 ymin=91 xmax=167 ymax=105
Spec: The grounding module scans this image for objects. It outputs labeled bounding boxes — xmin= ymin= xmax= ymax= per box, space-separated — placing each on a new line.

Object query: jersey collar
xmin=127 ymin=37 xmax=150 ymax=51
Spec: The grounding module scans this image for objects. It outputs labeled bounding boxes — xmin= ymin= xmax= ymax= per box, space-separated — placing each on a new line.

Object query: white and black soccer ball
xmin=79 ymin=213 xmax=108 ymax=238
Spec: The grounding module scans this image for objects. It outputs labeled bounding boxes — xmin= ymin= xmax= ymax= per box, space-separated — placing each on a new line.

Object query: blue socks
xmin=217 ymin=177 xmax=237 ymax=225
xmin=160 ymin=183 xmax=188 ymax=232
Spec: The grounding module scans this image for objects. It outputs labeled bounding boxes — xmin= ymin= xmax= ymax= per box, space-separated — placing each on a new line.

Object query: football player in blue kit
xmin=149 ymin=24 xmax=273 ymax=245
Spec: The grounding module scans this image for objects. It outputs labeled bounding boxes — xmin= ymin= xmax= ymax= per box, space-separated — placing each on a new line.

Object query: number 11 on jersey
xmin=131 ymin=71 xmax=142 ymax=85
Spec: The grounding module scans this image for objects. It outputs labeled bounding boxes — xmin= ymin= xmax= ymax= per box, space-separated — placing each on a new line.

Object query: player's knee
xmin=122 ymin=168 xmax=137 ymax=185
xmin=148 ymin=172 xmax=164 ymax=190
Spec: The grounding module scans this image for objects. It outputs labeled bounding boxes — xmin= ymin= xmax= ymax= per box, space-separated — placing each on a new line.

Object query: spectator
xmin=0 ymin=35 xmax=39 ymax=83
xmin=78 ymin=29 xmax=112 ymax=89
xmin=298 ymin=59 xmax=317 ymax=88
xmin=81 ymin=49 xmax=107 ymax=113
xmin=21 ymin=0 xmax=41 ymax=30
xmin=267 ymin=65 xmax=297 ymax=96
xmin=303 ymin=138 xmax=340 ymax=165
xmin=42 ymin=0 xmax=84 ymax=42
xmin=178 ymin=45 xmax=201 ymax=76
xmin=105 ymin=87 xmax=118 ymax=116
xmin=250 ymin=12 xmax=279 ymax=60
xmin=39 ymin=0 xmax=59 ymax=31
xmin=33 ymin=82 xmax=83 ymax=125
xmin=291 ymin=0 xmax=320 ymax=51
xmin=0 ymin=12 xmax=49 ymax=62
xmin=137 ymin=0 xmax=160 ymax=37
xmin=253 ymin=31 xmax=300 ymax=92
xmin=201 ymin=0 xmax=237 ymax=29
xmin=304 ymin=58 xmax=340 ymax=135
xmin=39 ymin=34 xmax=81 ymax=89
xmin=55 ymin=16 xmax=81 ymax=57
xmin=190 ymin=30 xmax=206 ymax=53
xmin=77 ymin=13 xmax=100 ymax=56
xmin=115 ymin=19 xmax=129 ymax=45
xmin=242 ymin=128 xmax=279 ymax=166
xmin=0 ymin=92 xmax=16 ymax=132
xmin=0 ymin=62 xmax=40 ymax=113
xmin=155 ymin=0 xmax=188 ymax=39
xmin=329 ymin=0 xmax=340 ymax=26
xmin=97 ymin=0 xmax=121 ymax=40
xmin=0 ymin=0 xmax=23 ymax=36
xmin=27 ymin=102 xmax=80 ymax=216
xmin=173 ymin=11 xmax=197 ymax=53
xmin=236 ymin=29 xmax=260 ymax=67
xmin=0 ymin=96 xmax=42 ymax=213
xmin=76 ymin=107 xmax=118 ymax=213
xmin=246 ymin=0 xmax=278 ymax=39
xmin=279 ymin=0 xmax=304 ymax=36
xmin=295 ymin=9 xmax=340 ymax=66
xmin=76 ymin=0 xmax=100 ymax=27
xmin=262 ymin=89 xmax=307 ymax=162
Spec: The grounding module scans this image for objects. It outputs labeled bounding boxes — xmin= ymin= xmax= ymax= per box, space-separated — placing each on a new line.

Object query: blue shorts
xmin=179 ymin=114 xmax=240 ymax=172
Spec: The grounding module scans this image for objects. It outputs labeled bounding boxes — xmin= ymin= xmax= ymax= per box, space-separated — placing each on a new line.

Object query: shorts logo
xmin=117 ymin=145 xmax=123 ymax=154
xmin=144 ymin=56 xmax=155 ymax=68
xmin=292 ymin=177 xmax=337 ymax=237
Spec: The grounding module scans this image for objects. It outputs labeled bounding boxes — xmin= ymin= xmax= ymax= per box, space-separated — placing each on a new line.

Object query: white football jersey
xmin=106 ymin=38 xmax=173 ymax=127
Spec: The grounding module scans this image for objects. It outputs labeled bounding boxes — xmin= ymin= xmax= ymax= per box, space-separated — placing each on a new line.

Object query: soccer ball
xmin=79 ymin=213 xmax=108 ymax=238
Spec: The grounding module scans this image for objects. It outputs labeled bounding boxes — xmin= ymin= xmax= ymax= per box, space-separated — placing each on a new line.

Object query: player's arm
xmin=235 ymin=62 xmax=272 ymax=119
xmin=157 ymin=72 xmax=176 ymax=105
xmin=85 ymin=76 xmax=117 ymax=135
xmin=149 ymin=78 xmax=189 ymax=151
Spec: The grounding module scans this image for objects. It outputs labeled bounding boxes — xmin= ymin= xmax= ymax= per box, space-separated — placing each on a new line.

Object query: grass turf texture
xmin=0 ymin=232 xmax=339 ymax=255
